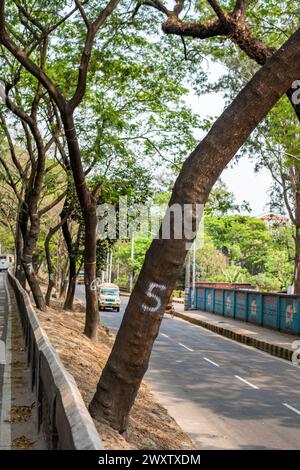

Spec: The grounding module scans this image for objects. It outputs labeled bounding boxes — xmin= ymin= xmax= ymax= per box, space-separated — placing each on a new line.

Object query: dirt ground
xmin=35 ymin=295 xmax=196 ymax=450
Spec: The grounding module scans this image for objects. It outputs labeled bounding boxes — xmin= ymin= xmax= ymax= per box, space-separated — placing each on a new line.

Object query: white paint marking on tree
xmin=142 ymin=282 xmax=167 ymax=313
xmin=291 ymin=80 xmax=300 ymax=105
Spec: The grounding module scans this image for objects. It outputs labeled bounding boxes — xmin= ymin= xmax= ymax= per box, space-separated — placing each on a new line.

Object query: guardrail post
xmin=222 ymin=289 xmax=225 ymax=316
xmin=259 ymin=293 xmax=264 ymax=326
xmin=233 ymin=290 xmax=237 ymax=319
xmin=212 ymin=288 xmax=216 ymax=313
xmin=276 ymin=296 xmax=281 ymax=331
xmin=245 ymin=291 xmax=249 ymax=323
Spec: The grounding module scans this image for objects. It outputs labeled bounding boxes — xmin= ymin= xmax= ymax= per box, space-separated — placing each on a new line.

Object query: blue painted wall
xmin=188 ymin=286 xmax=300 ymax=335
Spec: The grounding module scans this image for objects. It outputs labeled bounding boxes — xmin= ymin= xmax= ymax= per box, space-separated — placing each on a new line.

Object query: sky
xmin=186 ymin=61 xmax=273 ymax=217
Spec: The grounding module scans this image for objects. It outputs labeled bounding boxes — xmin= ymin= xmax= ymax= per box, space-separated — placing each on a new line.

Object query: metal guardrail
xmin=8 ymin=271 xmax=103 ymax=450
xmin=188 ymin=286 xmax=300 ymax=335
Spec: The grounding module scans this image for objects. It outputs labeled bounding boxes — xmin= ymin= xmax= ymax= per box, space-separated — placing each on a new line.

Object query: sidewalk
xmin=173 ymin=303 xmax=300 ymax=362
xmin=0 ymin=274 xmax=46 ymax=450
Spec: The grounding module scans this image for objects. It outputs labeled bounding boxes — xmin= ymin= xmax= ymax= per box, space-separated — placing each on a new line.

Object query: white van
xmin=0 ymin=254 xmax=14 ymax=272
xmin=98 ymin=283 xmax=120 ymax=312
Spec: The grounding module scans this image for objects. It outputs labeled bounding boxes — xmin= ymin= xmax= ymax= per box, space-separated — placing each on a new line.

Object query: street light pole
xmin=106 ymin=251 xmax=109 ymax=282
xmin=191 ymin=239 xmax=196 ymax=309
xmin=108 ymin=250 xmax=113 ymax=283
xmin=129 ymin=233 xmax=134 ymax=292
xmin=184 ymin=251 xmax=191 ymax=311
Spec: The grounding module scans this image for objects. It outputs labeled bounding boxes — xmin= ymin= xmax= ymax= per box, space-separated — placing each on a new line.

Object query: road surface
xmin=76 ymin=286 xmax=300 ymax=450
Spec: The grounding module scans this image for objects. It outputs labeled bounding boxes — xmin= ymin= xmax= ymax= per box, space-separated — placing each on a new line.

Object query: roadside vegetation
xmin=0 ymin=0 xmax=299 ymax=436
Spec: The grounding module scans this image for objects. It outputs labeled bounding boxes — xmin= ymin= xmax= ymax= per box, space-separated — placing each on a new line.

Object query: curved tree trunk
xmin=61 ymin=111 xmax=99 ymax=340
xmin=22 ymin=210 xmax=46 ymax=311
xmin=89 ymin=27 xmax=300 ymax=431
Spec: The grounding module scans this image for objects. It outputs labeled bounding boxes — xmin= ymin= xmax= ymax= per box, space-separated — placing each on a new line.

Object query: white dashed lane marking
xmin=178 ymin=343 xmax=194 ymax=352
xmin=283 ymin=403 xmax=300 ymax=416
xmin=235 ymin=375 xmax=259 ymax=390
xmin=203 ymin=357 xmax=220 ymax=367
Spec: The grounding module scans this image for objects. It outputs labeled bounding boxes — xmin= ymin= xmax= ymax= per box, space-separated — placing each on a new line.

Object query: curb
xmin=8 ymin=271 xmax=104 ymax=450
xmin=173 ymin=311 xmax=293 ymax=362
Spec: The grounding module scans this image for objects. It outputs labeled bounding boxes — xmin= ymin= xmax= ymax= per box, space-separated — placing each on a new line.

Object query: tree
xmin=139 ymin=0 xmax=300 ymax=122
xmin=205 ymin=215 xmax=272 ymax=274
xmin=89 ymin=26 xmax=300 ymax=431
xmin=0 ymin=74 xmax=66 ymax=308
xmin=217 ymin=58 xmax=300 ymax=292
xmin=252 ymin=101 xmax=300 ymax=292
xmin=205 ymin=179 xmax=250 ymax=215
xmin=0 ymin=0 xmax=200 ymax=339
xmin=195 ymin=242 xmax=227 ymax=280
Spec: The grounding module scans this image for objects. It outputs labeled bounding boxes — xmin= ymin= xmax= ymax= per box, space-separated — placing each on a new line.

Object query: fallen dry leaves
xmin=35 ymin=294 xmax=195 ymax=450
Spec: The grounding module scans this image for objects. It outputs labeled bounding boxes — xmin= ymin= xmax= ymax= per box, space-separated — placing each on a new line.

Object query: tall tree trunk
xmin=61 ymin=206 xmax=81 ymax=310
xmin=60 ymin=261 xmax=69 ymax=299
xmin=82 ymin=204 xmax=99 ymax=338
xmin=22 ymin=210 xmax=46 ymax=311
xmin=61 ymin=111 xmax=99 ymax=340
xmin=89 ymin=27 xmax=300 ymax=431
xmin=45 ymin=220 xmax=66 ymax=306
xmin=63 ymin=243 xmax=77 ymax=310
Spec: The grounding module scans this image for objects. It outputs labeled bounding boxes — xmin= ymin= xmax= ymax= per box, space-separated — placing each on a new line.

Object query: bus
xmin=0 ymin=254 xmax=14 ymax=272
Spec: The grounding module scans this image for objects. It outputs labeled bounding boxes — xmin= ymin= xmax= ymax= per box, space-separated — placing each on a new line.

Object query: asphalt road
xmin=76 ymin=285 xmax=300 ymax=450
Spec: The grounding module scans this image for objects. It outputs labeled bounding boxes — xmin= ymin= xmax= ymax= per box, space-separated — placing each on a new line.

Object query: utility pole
xmin=106 ymin=251 xmax=109 ymax=282
xmin=116 ymin=259 xmax=120 ymax=283
xmin=129 ymin=233 xmax=134 ymax=292
xmin=108 ymin=250 xmax=113 ymax=283
xmin=184 ymin=251 xmax=191 ymax=311
xmin=191 ymin=239 xmax=196 ymax=309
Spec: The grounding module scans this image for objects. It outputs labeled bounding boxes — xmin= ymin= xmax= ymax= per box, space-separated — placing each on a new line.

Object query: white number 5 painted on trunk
xmin=142 ymin=282 xmax=167 ymax=313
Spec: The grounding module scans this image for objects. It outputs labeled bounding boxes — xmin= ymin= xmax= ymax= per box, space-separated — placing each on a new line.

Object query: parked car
xmin=77 ymin=270 xmax=85 ymax=284
xmin=0 ymin=254 xmax=14 ymax=272
xmin=98 ymin=283 xmax=120 ymax=312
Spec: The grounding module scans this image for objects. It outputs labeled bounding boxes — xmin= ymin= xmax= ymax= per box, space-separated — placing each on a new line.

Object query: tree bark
xmin=62 ymin=218 xmax=80 ymax=310
xmin=22 ymin=209 xmax=47 ymax=311
xmin=89 ymin=26 xmax=300 ymax=431
xmin=45 ymin=220 xmax=66 ymax=306
xmin=61 ymin=111 xmax=99 ymax=340
xmin=15 ymin=211 xmax=26 ymax=288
